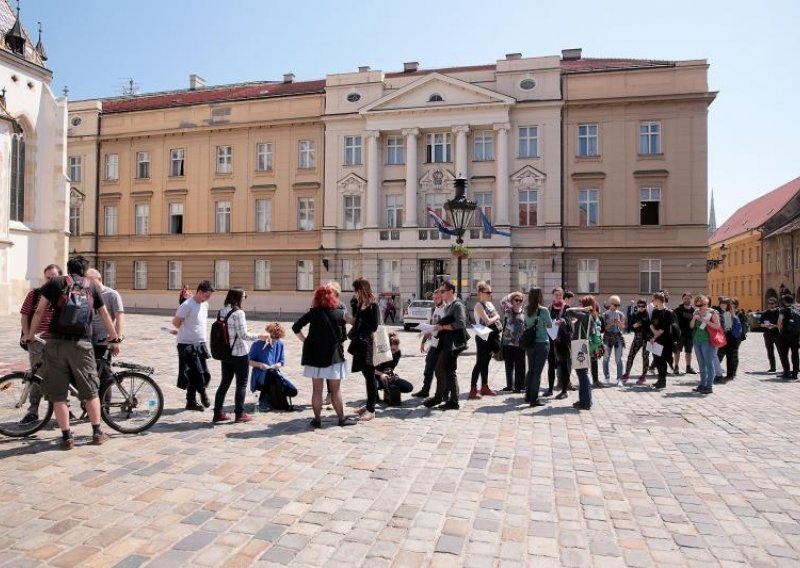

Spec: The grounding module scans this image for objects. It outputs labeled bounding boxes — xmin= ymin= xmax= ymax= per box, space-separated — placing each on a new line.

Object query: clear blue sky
xmin=22 ymin=0 xmax=800 ymax=226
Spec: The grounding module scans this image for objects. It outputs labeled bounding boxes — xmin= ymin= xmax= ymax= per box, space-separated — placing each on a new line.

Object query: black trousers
xmin=777 ymin=335 xmax=799 ymax=377
xmin=470 ymin=336 xmax=493 ymax=389
xmin=764 ymin=331 xmax=778 ymax=370
xmin=503 ymin=345 xmax=526 ymax=390
xmin=215 ymin=354 xmax=249 ymax=415
xmin=718 ymin=334 xmax=741 ymax=378
xmin=434 ymin=348 xmax=460 ymax=403
xmin=362 ymin=366 xmax=377 ymax=412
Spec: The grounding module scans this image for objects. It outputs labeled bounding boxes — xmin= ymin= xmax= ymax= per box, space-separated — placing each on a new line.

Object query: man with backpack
xmin=171 ymin=280 xmax=215 ymax=411
xmin=777 ymin=294 xmax=800 ymax=380
xmin=22 ymin=256 xmax=121 ymax=450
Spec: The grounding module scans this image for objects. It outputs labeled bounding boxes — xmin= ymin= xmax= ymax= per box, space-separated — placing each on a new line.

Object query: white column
xmin=403 ymin=128 xmax=419 ymax=227
xmin=366 ymin=130 xmax=381 ymax=228
xmin=452 ymin=125 xmax=470 ymax=178
xmin=494 ymin=123 xmax=511 ymax=225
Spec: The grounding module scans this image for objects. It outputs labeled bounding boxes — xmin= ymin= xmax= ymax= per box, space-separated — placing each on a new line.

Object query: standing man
xmin=23 ymin=256 xmax=121 ymax=449
xmin=18 ymin=263 xmax=63 ymax=424
xmin=85 ymin=269 xmax=124 ymax=383
xmin=777 ymin=294 xmax=800 ymax=380
xmin=430 ymin=280 xmax=468 ymax=411
xmin=415 ymin=288 xmax=445 ymax=399
xmin=759 ymin=297 xmax=780 ymax=373
xmin=672 ymin=292 xmax=697 ymax=375
xmin=172 ymin=280 xmax=215 ymax=410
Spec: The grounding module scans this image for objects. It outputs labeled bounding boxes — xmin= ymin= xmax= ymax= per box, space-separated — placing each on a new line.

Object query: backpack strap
xmin=221 ymin=307 xmax=239 ymax=347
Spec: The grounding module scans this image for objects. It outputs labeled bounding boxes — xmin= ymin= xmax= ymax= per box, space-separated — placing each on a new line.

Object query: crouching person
xmin=249 ymin=323 xmax=298 ymax=411
xmin=374 ymin=332 xmax=413 ymax=405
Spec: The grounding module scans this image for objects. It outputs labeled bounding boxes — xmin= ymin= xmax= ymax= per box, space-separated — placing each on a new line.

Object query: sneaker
xmin=592 ymin=382 xmax=606 ymax=389
xmin=310 ymin=417 xmax=322 ymax=429
xmin=542 ymin=389 xmax=554 ymax=398
xmin=185 ymin=401 xmax=204 ymax=412
xmin=555 ymin=392 xmax=568 ymax=400
xmin=437 ymin=401 xmax=460 ymax=411
xmin=621 ymin=374 xmax=630 ymax=384
xmin=685 ymin=367 xmax=697 ymax=374
xmin=617 ymin=380 xmax=625 ymax=388
xmin=572 ymin=401 xmax=591 ymax=410
xmin=566 ymin=383 xmax=577 ymax=391
xmin=636 ymin=376 xmax=647 ymax=385
xmin=501 ymin=386 xmax=513 ymax=392
xmin=713 ymin=376 xmax=725 ymax=384
xmin=479 ymin=385 xmax=497 ymax=397
xmin=258 ymin=402 xmax=271 ymax=412
xmin=212 ymin=412 xmax=231 ymax=423
xmin=468 ymin=388 xmax=482 ymax=400
xmin=235 ymin=413 xmax=252 ymax=423
xmin=91 ymin=432 xmax=110 ymax=445
xmin=200 ymin=392 xmax=211 ymax=408
xmin=338 ymin=416 xmax=358 ymax=427
xmin=673 ymin=369 xmax=682 ymax=376
xmin=412 ymin=390 xmax=429 ymax=398
xmin=19 ymin=412 xmax=39 ymax=425
xmin=356 ymin=406 xmax=368 ymax=416
xmin=359 ymin=411 xmax=375 ymax=421
xmin=422 ymin=398 xmax=442 ymax=408
xmin=60 ymin=437 xmax=74 ymax=450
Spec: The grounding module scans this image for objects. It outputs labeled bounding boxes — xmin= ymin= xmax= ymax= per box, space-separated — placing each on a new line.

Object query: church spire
xmin=35 ymin=21 xmax=47 ymax=62
xmin=708 ymin=188 xmax=717 ymax=235
xmin=4 ymin=2 xmax=26 ymax=55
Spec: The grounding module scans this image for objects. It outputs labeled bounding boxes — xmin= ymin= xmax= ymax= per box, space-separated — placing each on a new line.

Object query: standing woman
xmin=292 ymin=285 xmax=355 ymax=427
xmin=469 ymin=281 xmax=501 ymax=399
xmin=649 ymin=291 xmax=675 ymax=390
xmin=499 ymin=291 xmax=526 ymax=393
xmin=717 ymin=298 xmax=741 ymax=381
xmin=567 ymin=296 xmax=599 ymax=410
xmin=690 ymin=295 xmax=722 ymax=394
xmin=349 ymin=277 xmax=380 ymax=421
xmin=523 ymin=287 xmax=553 ymax=407
xmin=213 ymin=287 xmax=267 ymax=423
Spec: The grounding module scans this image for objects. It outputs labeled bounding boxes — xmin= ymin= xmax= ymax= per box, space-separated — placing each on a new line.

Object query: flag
xmin=479 ymin=208 xmax=511 ymax=237
xmin=427 ymin=208 xmax=457 ymax=236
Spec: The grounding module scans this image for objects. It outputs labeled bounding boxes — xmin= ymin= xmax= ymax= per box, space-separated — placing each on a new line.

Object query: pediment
xmin=69 ymin=187 xmax=85 ymax=207
xmin=360 ymin=73 xmax=515 ymax=114
xmin=337 ymin=173 xmax=367 ymax=194
xmin=511 ymin=165 xmax=546 ymax=190
xmin=419 ymin=167 xmax=455 ymax=192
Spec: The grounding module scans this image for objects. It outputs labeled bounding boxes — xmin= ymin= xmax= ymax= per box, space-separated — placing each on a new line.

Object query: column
xmin=493 ymin=123 xmax=511 ymax=225
xmin=403 ymin=128 xmax=419 ymax=227
xmin=366 ymin=130 xmax=381 ymax=228
xmin=452 ymin=125 xmax=470 ymax=179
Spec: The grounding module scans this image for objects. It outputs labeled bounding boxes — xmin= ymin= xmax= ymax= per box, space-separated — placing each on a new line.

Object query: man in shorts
xmin=672 ymin=292 xmax=697 ymax=375
xmin=23 ymin=256 xmax=121 ymax=450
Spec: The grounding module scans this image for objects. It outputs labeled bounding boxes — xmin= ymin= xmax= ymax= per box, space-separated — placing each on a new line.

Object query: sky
xmin=18 ymin=0 xmax=800 ymax=227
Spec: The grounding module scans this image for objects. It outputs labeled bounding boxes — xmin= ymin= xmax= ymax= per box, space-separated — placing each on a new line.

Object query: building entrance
xmin=420 ymin=259 xmax=450 ymax=300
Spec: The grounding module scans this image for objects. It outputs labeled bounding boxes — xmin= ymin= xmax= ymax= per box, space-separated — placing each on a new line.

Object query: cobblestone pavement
xmin=0 ymin=313 xmax=799 ymax=567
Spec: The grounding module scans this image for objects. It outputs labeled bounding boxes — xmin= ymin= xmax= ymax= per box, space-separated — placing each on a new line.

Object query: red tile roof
xmin=709 ymin=177 xmax=800 ymax=244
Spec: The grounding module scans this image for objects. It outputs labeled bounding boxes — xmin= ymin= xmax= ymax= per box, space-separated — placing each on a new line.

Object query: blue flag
xmin=479 ymin=208 xmax=511 ymax=237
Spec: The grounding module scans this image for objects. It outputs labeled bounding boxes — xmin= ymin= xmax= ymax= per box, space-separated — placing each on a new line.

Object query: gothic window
xmin=10 ymin=122 xmax=25 ymax=222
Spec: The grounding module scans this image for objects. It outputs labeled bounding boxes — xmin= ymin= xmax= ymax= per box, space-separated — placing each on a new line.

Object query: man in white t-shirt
xmin=85 ymin=268 xmax=125 ymax=383
xmin=172 ymin=280 xmax=215 ymax=411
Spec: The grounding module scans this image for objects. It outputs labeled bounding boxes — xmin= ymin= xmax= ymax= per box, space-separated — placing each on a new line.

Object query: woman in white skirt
xmin=292 ymin=284 xmax=357 ymax=428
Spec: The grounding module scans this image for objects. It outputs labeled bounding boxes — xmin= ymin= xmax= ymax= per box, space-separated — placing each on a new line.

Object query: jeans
xmin=470 ymin=336 xmax=493 ymax=389
xmin=576 ymin=368 xmax=591 ymax=407
xmin=602 ymin=333 xmax=624 ymax=381
xmin=215 ymin=354 xmax=249 ymax=415
xmin=712 ymin=345 xmax=724 ymax=378
xmin=524 ymin=342 xmax=549 ymax=402
xmin=421 ymin=346 xmax=438 ymax=393
xmin=694 ymin=341 xmax=717 ymax=389
xmin=503 ymin=345 xmax=526 ymax=390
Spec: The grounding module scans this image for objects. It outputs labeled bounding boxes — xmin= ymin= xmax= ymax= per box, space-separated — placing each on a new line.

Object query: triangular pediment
xmin=337 ymin=173 xmax=367 ymax=194
xmin=419 ymin=167 xmax=456 ymax=192
xmin=360 ymin=73 xmax=515 ymax=114
xmin=511 ymin=165 xmax=547 ymax=190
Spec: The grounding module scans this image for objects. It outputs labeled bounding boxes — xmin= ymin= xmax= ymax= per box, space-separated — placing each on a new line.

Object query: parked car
xmin=403 ymin=300 xmax=435 ymax=331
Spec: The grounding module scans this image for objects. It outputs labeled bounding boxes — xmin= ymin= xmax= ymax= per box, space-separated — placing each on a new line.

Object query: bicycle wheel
xmin=100 ymin=371 xmax=163 ymax=434
xmin=0 ymin=372 xmax=54 ymax=437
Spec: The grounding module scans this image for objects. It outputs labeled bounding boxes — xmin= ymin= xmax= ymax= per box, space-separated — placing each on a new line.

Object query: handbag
xmin=708 ymin=324 xmax=727 ymax=349
xmin=518 ymin=315 xmax=539 ymax=350
xmin=570 ymin=318 xmax=590 ymax=370
xmin=371 ymin=307 xmax=393 ymax=366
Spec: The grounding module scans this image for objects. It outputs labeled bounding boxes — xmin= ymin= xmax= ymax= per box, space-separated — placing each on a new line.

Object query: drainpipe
xmin=559 ymin=79 xmax=566 ymax=289
xmin=93 ymin=111 xmax=101 ymax=266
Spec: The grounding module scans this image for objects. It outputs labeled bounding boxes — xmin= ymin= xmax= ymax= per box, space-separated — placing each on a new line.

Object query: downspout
xmin=559 ymin=74 xmax=566 ymax=288
xmin=93 ymin=111 xmax=101 ymax=265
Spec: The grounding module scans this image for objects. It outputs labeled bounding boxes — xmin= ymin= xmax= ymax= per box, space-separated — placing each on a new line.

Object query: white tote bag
xmin=372 ymin=325 xmax=393 ymax=366
xmin=570 ymin=319 xmax=590 ymax=370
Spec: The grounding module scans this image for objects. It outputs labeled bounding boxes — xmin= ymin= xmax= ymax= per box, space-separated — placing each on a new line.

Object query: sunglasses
xmin=512 ymin=299 xmax=523 ymax=303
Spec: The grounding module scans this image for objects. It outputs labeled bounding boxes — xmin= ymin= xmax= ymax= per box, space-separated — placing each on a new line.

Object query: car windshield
xmin=410 ymin=301 xmax=433 ymax=309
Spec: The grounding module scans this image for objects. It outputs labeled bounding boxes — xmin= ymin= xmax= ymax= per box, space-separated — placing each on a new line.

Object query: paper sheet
xmin=646 ymin=341 xmax=664 ymax=357
xmin=471 ymin=324 xmax=492 ymax=341
xmin=546 ymin=325 xmax=560 ymax=341
xmin=416 ymin=322 xmax=435 ymax=334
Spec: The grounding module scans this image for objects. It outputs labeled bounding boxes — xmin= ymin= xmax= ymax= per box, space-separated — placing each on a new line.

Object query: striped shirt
xmin=218 ymin=306 xmax=260 ymax=357
xmin=20 ymin=289 xmax=53 ymax=336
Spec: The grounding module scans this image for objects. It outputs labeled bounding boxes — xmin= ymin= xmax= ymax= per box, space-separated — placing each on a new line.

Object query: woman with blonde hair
xmin=469 ymin=281 xmax=501 ymax=399
xmin=690 ymin=295 xmax=723 ymax=394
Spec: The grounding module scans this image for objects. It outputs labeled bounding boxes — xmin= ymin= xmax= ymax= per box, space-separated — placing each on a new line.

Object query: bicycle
xmin=0 ymin=342 xmax=164 ymax=437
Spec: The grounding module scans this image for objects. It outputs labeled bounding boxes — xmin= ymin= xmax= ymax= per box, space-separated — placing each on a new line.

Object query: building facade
xmin=760 ymin=178 xmax=800 ymax=302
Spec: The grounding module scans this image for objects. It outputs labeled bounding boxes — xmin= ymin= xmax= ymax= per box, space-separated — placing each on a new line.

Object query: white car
xmin=403 ymin=300 xmax=435 ymax=331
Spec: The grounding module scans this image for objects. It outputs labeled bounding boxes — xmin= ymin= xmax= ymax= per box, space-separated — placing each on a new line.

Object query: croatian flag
xmin=427 ymin=208 xmax=457 ymax=236
xmin=479 ymin=208 xmax=511 ymax=237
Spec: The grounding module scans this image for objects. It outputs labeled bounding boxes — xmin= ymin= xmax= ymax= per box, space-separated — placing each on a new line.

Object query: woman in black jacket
xmin=292 ymin=284 xmax=356 ymax=428
xmin=349 ymin=277 xmax=380 ymax=421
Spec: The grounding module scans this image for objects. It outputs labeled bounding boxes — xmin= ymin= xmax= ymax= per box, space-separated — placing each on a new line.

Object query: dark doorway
xmin=420 ymin=259 xmax=449 ymax=300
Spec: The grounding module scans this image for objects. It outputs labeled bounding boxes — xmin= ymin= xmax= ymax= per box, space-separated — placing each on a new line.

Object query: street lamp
xmin=706 ymin=242 xmax=728 ymax=272
xmin=444 ymin=176 xmax=477 ymax=298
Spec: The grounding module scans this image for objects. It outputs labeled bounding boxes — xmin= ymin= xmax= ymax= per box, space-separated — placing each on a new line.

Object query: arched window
xmin=9 ymin=122 xmax=25 ymax=222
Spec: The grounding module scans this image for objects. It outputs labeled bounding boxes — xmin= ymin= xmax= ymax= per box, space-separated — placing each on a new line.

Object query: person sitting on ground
xmin=249 ymin=323 xmax=298 ymax=411
xmin=374 ymin=332 xmax=413 ymax=404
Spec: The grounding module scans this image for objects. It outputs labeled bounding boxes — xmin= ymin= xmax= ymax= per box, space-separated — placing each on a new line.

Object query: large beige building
xmin=68 ymin=50 xmax=715 ymax=313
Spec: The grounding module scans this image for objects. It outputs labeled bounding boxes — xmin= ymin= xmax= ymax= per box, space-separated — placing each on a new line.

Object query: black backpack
xmin=209 ymin=308 xmax=238 ymax=360
xmin=265 ymin=371 xmax=293 ymax=411
xmin=53 ymin=276 xmax=94 ymax=338
xmin=784 ymin=306 xmax=800 ymax=340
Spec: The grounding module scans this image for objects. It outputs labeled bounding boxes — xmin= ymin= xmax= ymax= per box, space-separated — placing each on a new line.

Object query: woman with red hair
xmin=292 ymin=284 xmax=356 ymax=428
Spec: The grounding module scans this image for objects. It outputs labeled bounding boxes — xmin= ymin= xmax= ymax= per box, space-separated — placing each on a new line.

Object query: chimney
xmin=189 ymin=74 xmax=206 ymax=90
xmin=358 ymin=66 xmax=371 ymax=73
xmin=283 ymin=73 xmax=295 ymax=84
xmin=403 ymin=61 xmax=419 ymax=73
xmin=561 ymin=48 xmax=582 ymax=61
xmin=505 ymin=53 xmax=522 ymax=60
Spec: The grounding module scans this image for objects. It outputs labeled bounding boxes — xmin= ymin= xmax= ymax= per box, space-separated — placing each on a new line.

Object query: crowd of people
xmin=16 ymin=255 xmax=800 ymax=443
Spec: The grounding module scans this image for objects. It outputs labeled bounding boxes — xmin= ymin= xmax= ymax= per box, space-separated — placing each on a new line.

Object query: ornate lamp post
xmin=444 ymin=176 xmax=477 ymax=298
xmin=706 ymin=242 xmax=728 ymax=272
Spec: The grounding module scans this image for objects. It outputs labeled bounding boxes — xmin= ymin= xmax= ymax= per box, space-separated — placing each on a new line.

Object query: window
xmin=766 ymin=253 xmax=773 ymax=274
xmin=255 ymin=260 xmax=271 ymax=290
xmin=341 ymin=259 xmax=354 ymax=291
xmin=518 ymin=126 xmax=538 ymax=158
xmin=297 ymin=260 xmax=314 ymax=290
xmin=577 ymin=259 xmax=599 ymax=293
xmin=578 ymin=124 xmax=598 ymax=157
xmin=578 ymin=189 xmax=599 ymax=226
xmin=69 ymin=204 xmax=81 ymax=236
xmin=136 ymin=151 xmax=150 ymax=179
xmin=344 ymin=136 xmax=362 ymax=166
xmin=69 ymin=156 xmax=82 ymax=182
xmin=298 ymin=198 xmax=315 ymax=231
xmin=214 ymin=260 xmax=230 ymax=290
xmin=380 ymin=259 xmax=401 ymax=293
xmin=386 ymin=194 xmax=404 ymax=228
xmin=256 ymin=143 xmax=273 ymax=172
xmin=104 ymin=205 xmax=118 ymax=236
xmin=386 ymin=136 xmax=405 ymax=165
xmin=103 ymin=261 xmax=116 ymax=289
xmin=105 ymin=153 xmax=119 ymax=181
xmin=518 ymin=260 xmax=538 ymax=292
xmin=639 ymin=259 xmax=661 ymax=293
xmin=168 ymin=261 xmax=182 ymax=290
xmin=472 ymin=192 xmax=493 ymax=234
xmin=519 ymin=190 xmax=538 ymax=226
xmin=9 ymin=123 xmax=24 ymax=222
xmin=474 ymin=131 xmax=494 ymax=161
xmin=135 ymin=203 xmax=149 ymax=236
xmin=134 ymin=261 xmax=147 ymax=290
xmin=470 ymin=259 xmax=492 ymax=290
xmin=426 ymin=133 xmax=452 ymax=163
xmin=428 ymin=93 xmax=444 ymax=102
xmin=216 ymin=145 xmax=232 ymax=174
xmin=298 ymin=140 xmax=316 ymax=169
xmin=640 ymin=187 xmax=661 ymax=225
xmin=343 ymin=195 xmax=362 ymax=229
xmin=639 ymin=122 xmax=661 ymax=154
xmin=170 ymin=148 xmax=185 ymax=177
xmin=168 ymin=203 xmax=184 ymax=234
xmin=255 ymin=199 xmax=271 ymax=232
xmin=215 ymin=201 xmax=231 ymax=233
